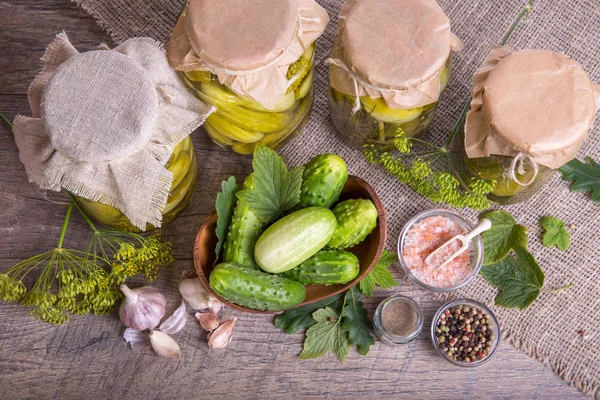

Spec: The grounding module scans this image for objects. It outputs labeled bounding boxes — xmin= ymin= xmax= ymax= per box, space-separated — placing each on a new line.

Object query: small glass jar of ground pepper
xmin=398 ymin=209 xmax=484 ymax=292
xmin=431 ymin=299 xmax=500 ymax=367
xmin=373 ymin=295 xmax=423 ymax=345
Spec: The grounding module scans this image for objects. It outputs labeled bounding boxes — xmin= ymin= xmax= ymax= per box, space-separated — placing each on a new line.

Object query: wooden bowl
xmin=193 ymin=175 xmax=387 ymax=314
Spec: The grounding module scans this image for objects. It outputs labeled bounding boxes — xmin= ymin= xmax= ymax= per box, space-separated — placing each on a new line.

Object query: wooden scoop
xmin=424 ymin=218 xmax=492 ymax=271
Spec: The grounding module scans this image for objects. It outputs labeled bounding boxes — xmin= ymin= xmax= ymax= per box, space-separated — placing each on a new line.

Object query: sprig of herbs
xmin=0 ymin=192 xmax=173 ymax=325
xmin=479 ymin=210 xmax=572 ymax=310
xmin=363 ymin=1 xmax=534 ymax=210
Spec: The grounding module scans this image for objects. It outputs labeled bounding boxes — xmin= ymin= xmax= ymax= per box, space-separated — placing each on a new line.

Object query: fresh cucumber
xmin=327 ymin=199 xmax=378 ymax=249
xmin=223 ymin=174 xmax=264 ymax=268
xmin=254 ymin=207 xmax=337 ymax=273
xmin=209 ymin=262 xmax=306 ymax=311
xmin=298 ymin=154 xmax=348 ymax=208
xmin=281 ymin=250 xmax=359 ymax=286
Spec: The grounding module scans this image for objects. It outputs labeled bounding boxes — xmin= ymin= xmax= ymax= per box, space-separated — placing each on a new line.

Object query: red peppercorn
xmin=577 ymin=330 xmax=585 ymax=337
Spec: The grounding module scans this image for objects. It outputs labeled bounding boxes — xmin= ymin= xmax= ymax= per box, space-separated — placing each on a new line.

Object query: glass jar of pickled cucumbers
xmin=328 ymin=0 xmax=461 ymax=149
xmin=181 ymin=44 xmax=315 ymax=155
xmin=78 ymin=136 xmax=198 ymax=231
xmin=166 ymin=0 xmax=329 ymax=155
xmin=450 ymin=47 xmax=599 ymax=205
xmin=330 ymin=57 xmax=452 ymax=149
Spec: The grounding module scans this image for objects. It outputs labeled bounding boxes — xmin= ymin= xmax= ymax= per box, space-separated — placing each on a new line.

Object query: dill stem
xmin=67 ymin=191 xmax=99 ymax=233
xmin=0 ymin=111 xmax=13 ymax=130
xmin=57 ymin=201 xmax=74 ymax=249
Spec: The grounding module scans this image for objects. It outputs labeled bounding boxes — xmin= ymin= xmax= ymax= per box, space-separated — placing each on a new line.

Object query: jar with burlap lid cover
xmin=450 ymin=47 xmax=600 ymax=205
xmin=12 ymin=33 xmax=213 ymax=231
xmin=167 ymin=0 xmax=329 ymax=155
xmin=328 ymin=0 xmax=462 ymax=149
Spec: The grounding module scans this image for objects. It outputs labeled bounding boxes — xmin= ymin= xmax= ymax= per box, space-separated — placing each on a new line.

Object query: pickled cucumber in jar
xmin=166 ymin=0 xmax=330 ymax=155
xmin=451 ymin=48 xmax=600 ymax=205
xmin=328 ymin=0 xmax=462 ymax=148
xmin=78 ymin=136 xmax=199 ymax=231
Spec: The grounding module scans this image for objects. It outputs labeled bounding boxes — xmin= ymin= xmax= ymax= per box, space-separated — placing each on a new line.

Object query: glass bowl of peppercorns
xmin=431 ymin=299 xmax=500 ymax=367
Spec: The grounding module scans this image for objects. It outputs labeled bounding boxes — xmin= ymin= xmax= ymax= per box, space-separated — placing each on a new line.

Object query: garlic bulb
xmin=179 ymin=277 xmax=222 ymax=311
xmin=208 ymin=318 xmax=236 ymax=349
xmin=195 ymin=312 xmax=220 ymax=331
xmin=149 ymin=330 xmax=181 ymax=358
xmin=119 ymin=284 xmax=166 ymax=331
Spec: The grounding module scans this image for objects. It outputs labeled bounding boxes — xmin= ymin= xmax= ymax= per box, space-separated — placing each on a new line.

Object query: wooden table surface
xmin=0 ymin=1 xmax=587 ymax=399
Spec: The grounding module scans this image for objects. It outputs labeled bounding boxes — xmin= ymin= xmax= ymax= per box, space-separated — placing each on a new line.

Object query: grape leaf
xmin=480 ymin=210 xmax=528 ymax=265
xmin=342 ymin=286 xmax=375 ymax=355
xmin=299 ymin=307 xmax=349 ymax=363
xmin=237 ymin=145 xmax=304 ymax=223
xmin=540 ymin=216 xmax=570 ymax=251
xmin=214 ymin=176 xmax=239 ymax=262
xmin=274 ymin=293 xmax=345 ymax=334
xmin=359 ymin=250 xmax=398 ymax=297
xmin=559 ymin=157 xmax=600 ymax=202
xmin=480 ymin=247 xmax=545 ymax=310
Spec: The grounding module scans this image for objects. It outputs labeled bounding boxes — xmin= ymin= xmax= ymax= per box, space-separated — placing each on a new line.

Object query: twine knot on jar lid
xmin=13 ymin=32 xmax=214 ymax=230
xmin=166 ymin=0 xmax=329 ymax=110
xmin=329 ymin=0 xmax=462 ymax=113
xmin=465 ymin=46 xmax=600 ymax=174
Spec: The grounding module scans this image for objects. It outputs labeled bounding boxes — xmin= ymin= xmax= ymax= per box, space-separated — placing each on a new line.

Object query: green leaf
xmin=237 ymin=145 xmax=304 ymax=223
xmin=359 ymin=250 xmax=398 ymax=297
xmin=342 ymin=286 xmax=375 ymax=355
xmin=214 ymin=176 xmax=239 ymax=262
xmin=299 ymin=307 xmax=350 ymax=363
xmin=480 ymin=247 xmax=545 ymax=310
xmin=480 ymin=210 xmax=528 ymax=265
xmin=540 ymin=216 xmax=570 ymax=251
xmin=274 ymin=293 xmax=345 ymax=334
xmin=559 ymin=158 xmax=600 ymax=202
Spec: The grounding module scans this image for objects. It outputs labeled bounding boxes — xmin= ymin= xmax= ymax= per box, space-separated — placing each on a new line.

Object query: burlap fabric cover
xmin=13 ymin=33 xmax=213 ymax=230
xmin=72 ymin=0 xmax=600 ymax=397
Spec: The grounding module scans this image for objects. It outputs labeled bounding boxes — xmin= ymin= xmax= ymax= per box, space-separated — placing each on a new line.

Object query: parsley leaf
xmin=274 ymin=293 xmax=345 ymax=334
xmin=237 ymin=145 xmax=304 ymax=223
xmin=559 ymin=157 xmax=600 ymax=202
xmin=299 ymin=307 xmax=350 ymax=363
xmin=359 ymin=250 xmax=398 ymax=297
xmin=480 ymin=247 xmax=545 ymax=310
xmin=214 ymin=176 xmax=239 ymax=262
xmin=540 ymin=216 xmax=570 ymax=251
xmin=480 ymin=210 xmax=528 ymax=265
xmin=342 ymin=286 xmax=375 ymax=355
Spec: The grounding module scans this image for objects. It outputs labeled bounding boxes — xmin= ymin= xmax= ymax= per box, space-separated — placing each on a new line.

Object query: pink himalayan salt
xmin=402 ymin=216 xmax=471 ymax=288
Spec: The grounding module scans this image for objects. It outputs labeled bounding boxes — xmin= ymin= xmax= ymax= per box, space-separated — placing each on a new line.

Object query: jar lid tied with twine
xmin=465 ymin=47 xmax=600 ymax=184
xmin=166 ymin=0 xmax=329 ymax=110
xmin=12 ymin=32 xmax=214 ymax=230
xmin=329 ymin=0 xmax=463 ymax=112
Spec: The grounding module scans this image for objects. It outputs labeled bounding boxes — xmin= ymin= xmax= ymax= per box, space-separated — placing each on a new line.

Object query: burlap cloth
xmin=72 ymin=0 xmax=600 ymax=397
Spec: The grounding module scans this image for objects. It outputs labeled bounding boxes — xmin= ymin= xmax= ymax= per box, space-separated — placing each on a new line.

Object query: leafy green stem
xmin=0 ymin=111 xmax=13 ymax=130
xmin=66 ymin=191 xmax=99 ymax=233
xmin=57 ymin=201 xmax=74 ymax=249
xmin=543 ymin=283 xmax=574 ymax=293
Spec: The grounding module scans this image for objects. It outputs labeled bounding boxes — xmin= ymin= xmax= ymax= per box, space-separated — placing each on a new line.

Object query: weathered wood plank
xmin=0 ymin=1 xmax=587 ymax=399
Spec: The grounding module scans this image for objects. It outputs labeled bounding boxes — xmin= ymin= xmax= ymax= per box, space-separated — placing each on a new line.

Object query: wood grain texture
xmin=0 ymin=1 xmax=586 ymax=399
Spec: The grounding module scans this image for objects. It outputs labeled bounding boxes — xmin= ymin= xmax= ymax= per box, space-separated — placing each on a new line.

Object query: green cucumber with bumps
xmin=281 ymin=250 xmax=360 ymax=286
xmin=209 ymin=262 xmax=306 ymax=311
xmin=327 ymin=199 xmax=378 ymax=249
xmin=254 ymin=207 xmax=337 ymax=273
xmin=223 ymin=174 xmax=264 ymax=268
xmin=298 ymin=154 xmax=348 ymax=208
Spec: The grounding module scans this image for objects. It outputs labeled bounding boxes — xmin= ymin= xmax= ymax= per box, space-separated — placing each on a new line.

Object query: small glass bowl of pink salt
xmin=397 ymin=209 xmax=484 ymax=292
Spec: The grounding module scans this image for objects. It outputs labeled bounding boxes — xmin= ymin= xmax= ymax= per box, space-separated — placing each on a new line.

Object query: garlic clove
xmin=195 ymin=312 xmax=220 ymax=331
xmin=179 ymin=277 xmax=218 ymax=310
xmin=208 ymin=299 xmax=224 ymax=315
xmin=149 ymin=330 xmax=181 ymax=358
xmin=208 ymin=318 xmax=236 ymax=349
xmin=119 ymin=284 xmax=166 ymax=331
xmin=158 ymin=301 xmax=187 ymax=335
xmin=123 ymin=328 xmax=151 ymax=351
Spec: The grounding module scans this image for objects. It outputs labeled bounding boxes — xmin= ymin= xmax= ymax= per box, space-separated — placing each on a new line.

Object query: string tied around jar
xmin=508 ymin=152 xmax=539 ymax=187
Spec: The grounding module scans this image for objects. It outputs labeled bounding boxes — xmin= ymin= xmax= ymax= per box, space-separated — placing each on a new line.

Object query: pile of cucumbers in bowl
xmin=210 ymin=150 xmax=379 ymax=311
xmin=182 ymin=44 xmax=315 ymax=155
